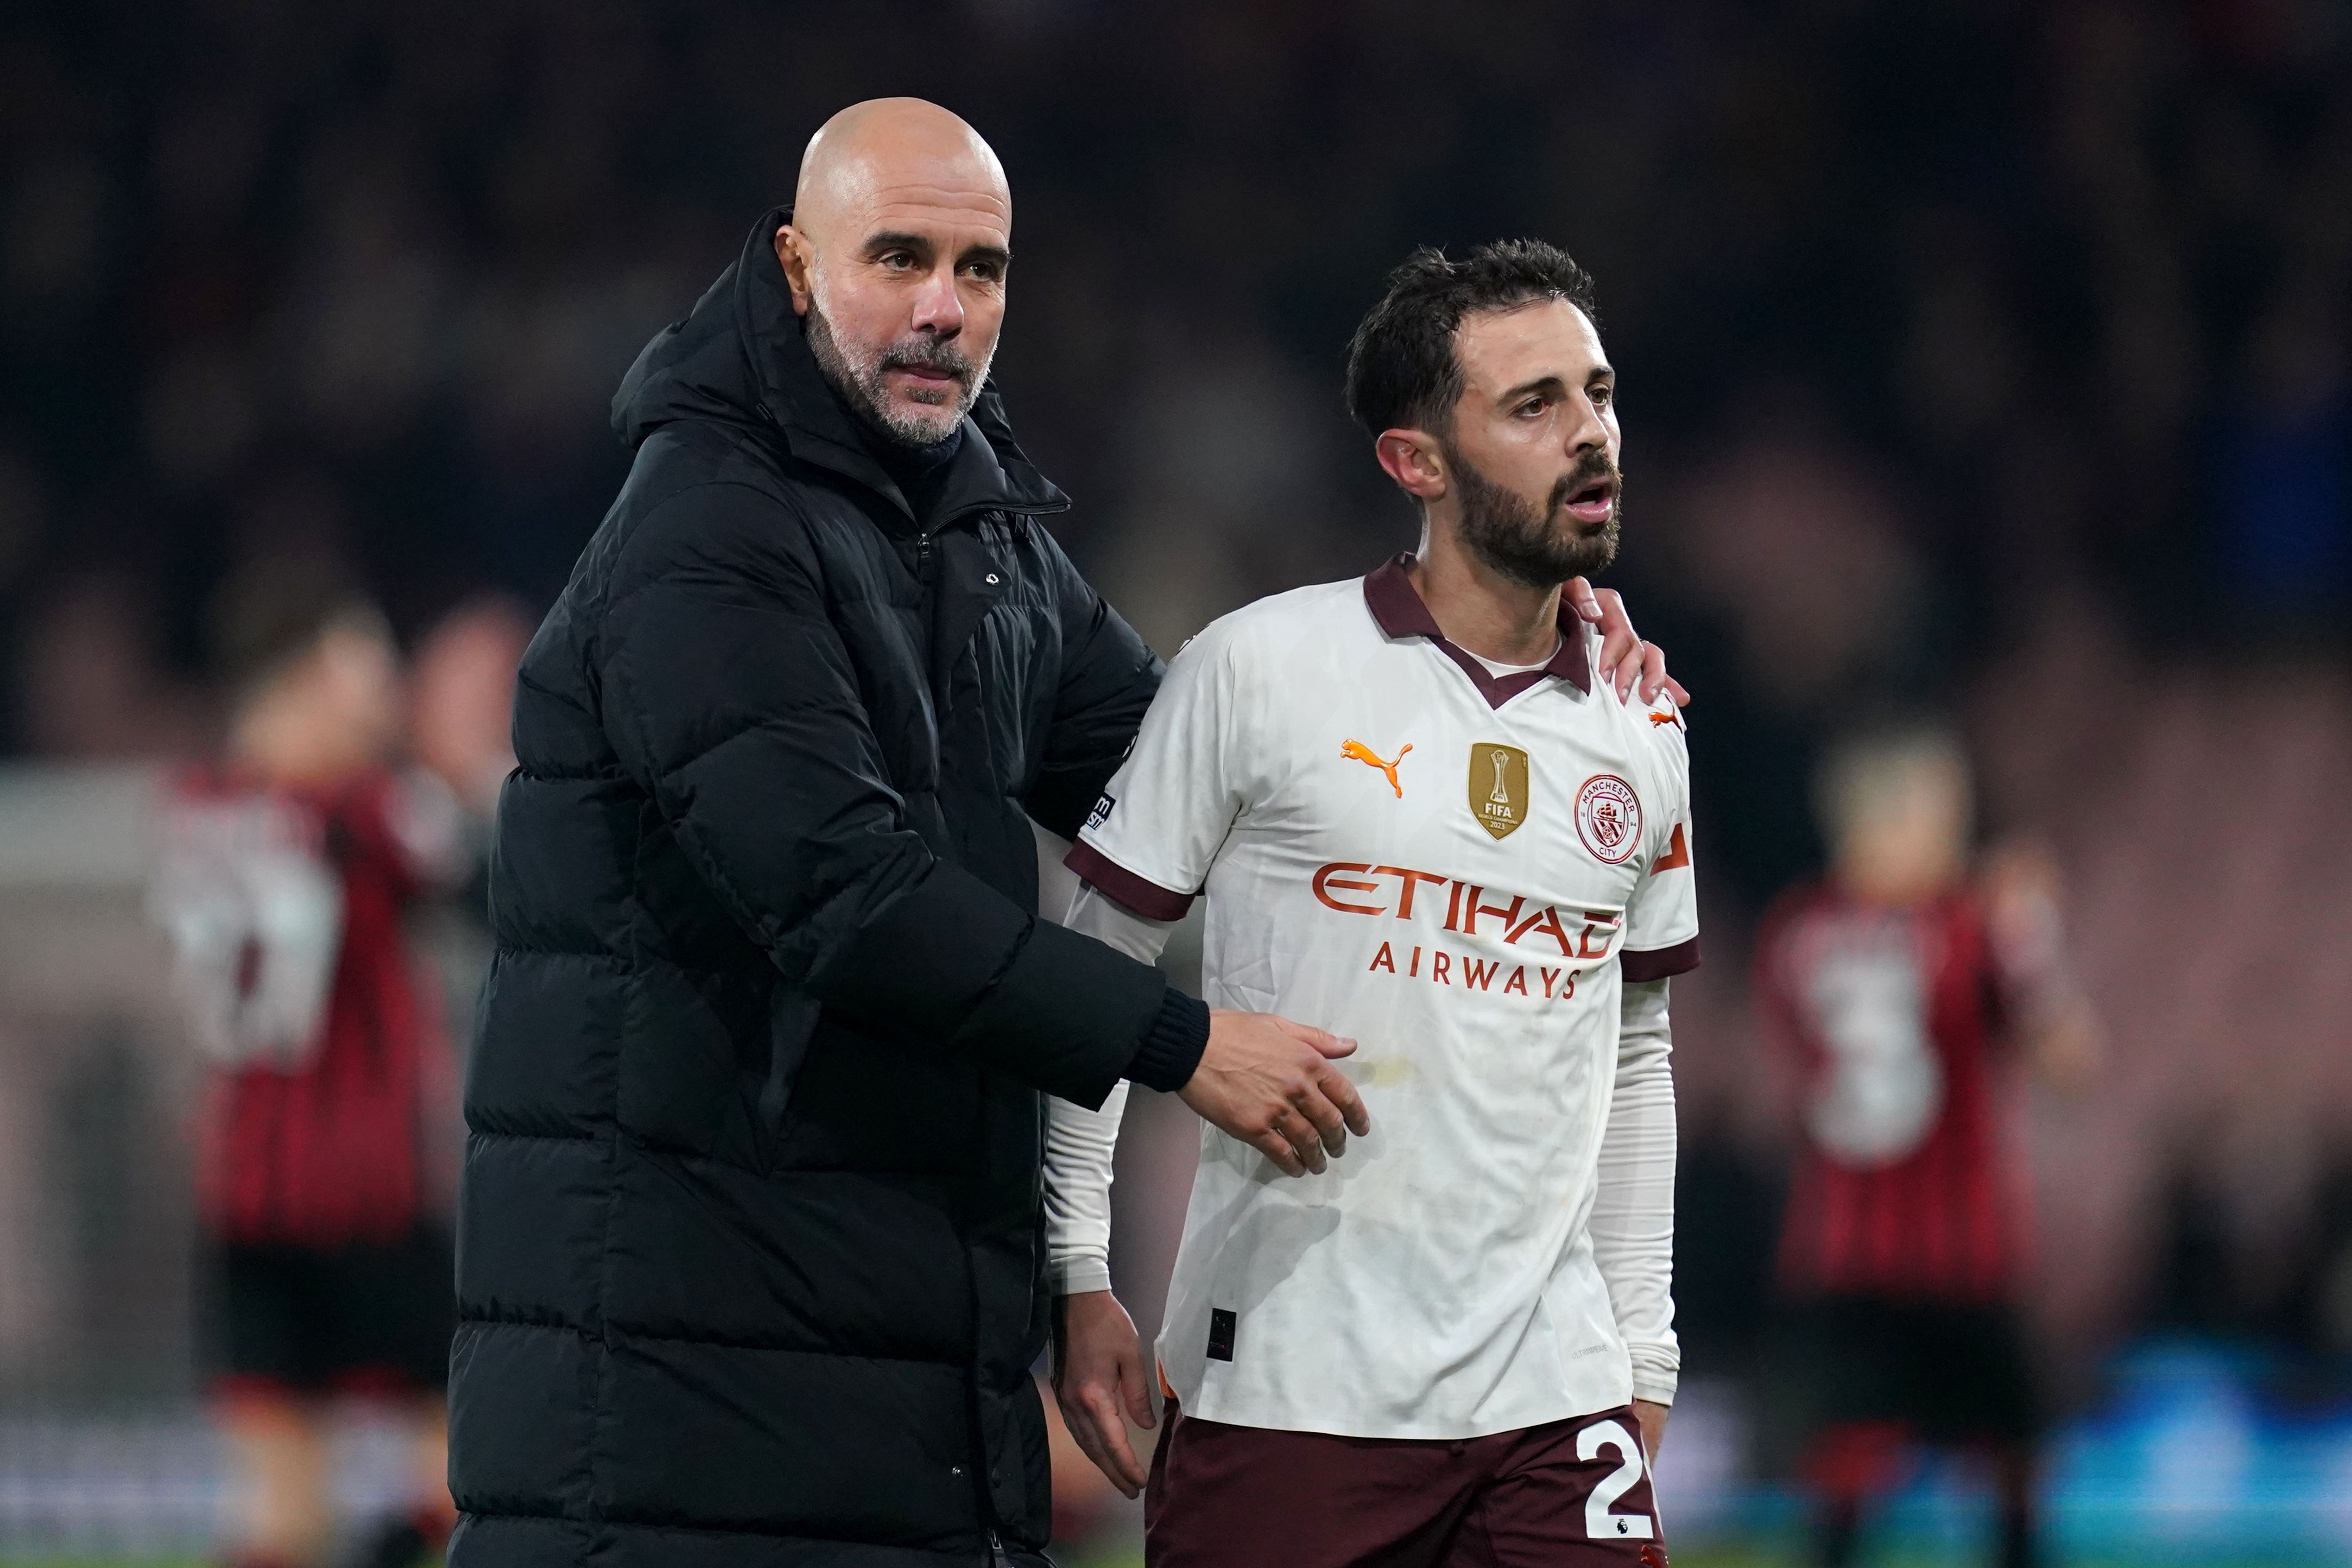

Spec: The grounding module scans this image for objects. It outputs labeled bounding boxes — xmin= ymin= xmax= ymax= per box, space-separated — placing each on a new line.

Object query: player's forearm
xmin=1045 ymin=1081 xmax=1129 ymax=1293
xmin=1593 ymin=978 xmax=1679 ymax=1404
xmin=1041 ymin=885 xmax=1185 ymax=1292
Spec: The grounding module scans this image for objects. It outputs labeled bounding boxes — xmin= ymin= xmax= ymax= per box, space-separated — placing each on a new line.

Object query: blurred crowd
xmin=3 ymin=0 xmax=2350 ymax=1462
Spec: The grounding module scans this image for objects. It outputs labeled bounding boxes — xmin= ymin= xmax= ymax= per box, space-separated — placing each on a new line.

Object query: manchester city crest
xmin=1574 ymin=774 xmax=1642 ymax=864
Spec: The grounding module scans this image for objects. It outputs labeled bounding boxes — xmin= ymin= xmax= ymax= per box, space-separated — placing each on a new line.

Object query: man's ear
xmin=773 ymin=224 xmax=815 ymax=315
xmin=1374 ymin=428 xmax=1447 ymax=502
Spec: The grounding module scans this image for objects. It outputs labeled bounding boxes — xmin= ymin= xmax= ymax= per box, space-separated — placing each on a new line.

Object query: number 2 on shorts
xmin=1577 ymin=1419 xmax=1655 ymax=1541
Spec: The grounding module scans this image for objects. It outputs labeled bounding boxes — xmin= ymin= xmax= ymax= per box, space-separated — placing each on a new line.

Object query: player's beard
xmin=1441 ymin=439 xmax=1623 ymax=589
xmin=805 ymin=296 xmax=990 ymax=448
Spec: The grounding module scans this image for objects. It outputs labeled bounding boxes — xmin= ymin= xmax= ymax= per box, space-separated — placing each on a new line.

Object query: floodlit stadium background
xmin=2 ymin=3 xmax=2349 ymax=1565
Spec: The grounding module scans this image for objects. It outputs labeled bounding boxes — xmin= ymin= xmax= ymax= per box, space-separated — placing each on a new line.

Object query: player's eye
xmin=960 ymin=260 xmax=1003 ymax=282
xmin=1516 ymin=397 xmax=1547 ymax=419
xmin=879 ymin=251 xmax=916 ymax=270
xmin=1590 ymin=383 xmax=1614 ymax=407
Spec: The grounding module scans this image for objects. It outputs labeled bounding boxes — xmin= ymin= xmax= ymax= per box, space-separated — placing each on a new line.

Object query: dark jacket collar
xmin=611 ymin=205 xmax=1068 ymax=530
xmin=1362 ymin=552 xmax=1592 ymax=706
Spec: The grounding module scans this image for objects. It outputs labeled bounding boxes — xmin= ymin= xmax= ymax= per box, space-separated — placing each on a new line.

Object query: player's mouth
xmin=886 ymin=364 xmax=968 ymax=410
xmin=1561 ymin=476 xmax=1616 ymax=526
xmin=890 ymin=364 xmax=962 ymax=400
xmin=880 ymin=346 xmax=974 ymax=406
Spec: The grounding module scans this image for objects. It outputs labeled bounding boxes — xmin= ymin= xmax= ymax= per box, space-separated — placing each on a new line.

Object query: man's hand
xmin=1567 ymin=579 xmax=1687 ymax=708
xmin=1051 ymin=1290 xmax=1154 ymax=1498
xmin=1633 ymin=1397 xmax=1670 ymax=1463
xmin=1980 ymin=840 xmax=2102 ymax=1093
xmin=1178 ymin=1011 xmax=1371 ymax=1177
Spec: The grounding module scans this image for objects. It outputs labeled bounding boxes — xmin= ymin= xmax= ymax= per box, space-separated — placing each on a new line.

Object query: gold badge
xmin=1469 ymin=743 xmax=1530 ymax=839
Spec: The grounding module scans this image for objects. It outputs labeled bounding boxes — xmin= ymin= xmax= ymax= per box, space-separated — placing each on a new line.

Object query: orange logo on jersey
xmin=1649 ymin=709 xmax=1684 ymax=731
xmin=1342 ymin=739 xmax=1412 ymax=798
xmin=1315 ymin=858 xmax=1622 ymax=953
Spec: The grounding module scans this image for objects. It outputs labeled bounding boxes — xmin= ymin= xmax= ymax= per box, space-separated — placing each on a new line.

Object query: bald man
xmin=451 ymin=99 xmax=1672 ymax=1567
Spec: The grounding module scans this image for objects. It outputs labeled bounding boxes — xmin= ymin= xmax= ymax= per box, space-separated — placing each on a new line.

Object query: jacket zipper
xmin=915 ymin=530 xmax=934 ymax=583
xmin=986 ymin=1526 xmax=1010 ymax=1564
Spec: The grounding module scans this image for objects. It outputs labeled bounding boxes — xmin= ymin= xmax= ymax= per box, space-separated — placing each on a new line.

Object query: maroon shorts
xmin=1144 ymin=1399 xmax=1667 ymax=1567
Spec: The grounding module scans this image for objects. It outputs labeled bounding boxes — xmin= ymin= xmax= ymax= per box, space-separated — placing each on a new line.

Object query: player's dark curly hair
xmin=1344 ymin=240 xmax=1601 ymax=438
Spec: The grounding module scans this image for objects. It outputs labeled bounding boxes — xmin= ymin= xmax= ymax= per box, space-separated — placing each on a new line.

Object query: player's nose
xmin=911 ymin=265 xmax=964 ymax=335
xmin=1564 ymin=391 xmax=1609 ymax=454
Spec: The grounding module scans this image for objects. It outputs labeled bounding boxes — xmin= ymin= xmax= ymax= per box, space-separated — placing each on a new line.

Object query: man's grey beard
xmin=1441 ymin=438 xmax=1622 ymax=589
xmin=805 ymin=298 xmax=990 ymax=448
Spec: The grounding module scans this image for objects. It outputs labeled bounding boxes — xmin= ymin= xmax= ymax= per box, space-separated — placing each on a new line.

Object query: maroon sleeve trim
xmin=1065 ymin=840 xmax=1197 ymax=922
xmin=1621 ymin=936 xmax=1702 ymax=983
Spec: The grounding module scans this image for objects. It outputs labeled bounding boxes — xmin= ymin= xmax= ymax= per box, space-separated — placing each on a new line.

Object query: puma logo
xmin=1649 ymin=710 xmax=1684 ymax=730
xmin=1342 ymin=739 xmax=1412 ymax=798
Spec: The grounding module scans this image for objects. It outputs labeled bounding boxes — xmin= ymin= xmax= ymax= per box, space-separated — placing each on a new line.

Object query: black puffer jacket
xmin=449 ymin=210 xmax=1183 ymax=1567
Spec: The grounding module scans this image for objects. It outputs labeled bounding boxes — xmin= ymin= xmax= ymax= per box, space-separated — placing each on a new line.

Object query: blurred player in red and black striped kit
xmin=1754 ymin=728 xmax=2098 ymax=1568
xmin=152 ymin=564 xmax=521 ymax=1568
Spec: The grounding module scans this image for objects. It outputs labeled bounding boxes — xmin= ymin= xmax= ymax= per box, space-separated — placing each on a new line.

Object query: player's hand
xmin=1633 ymin=1398 xmax=1670 ymax=1462
xmin=1051 ymin=1289 xmax=1154 ymax=1498
xmin=1980 ymin=840 xmax=2103 ymax=1092
xmin=1567 ymin=579 xmax=1687 ymax=709
xmin=1179 ymin=1010 xmax=1370 ymax=1177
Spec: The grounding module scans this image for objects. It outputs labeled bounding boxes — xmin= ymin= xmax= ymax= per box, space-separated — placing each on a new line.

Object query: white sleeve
xmin=1591 ymin=977 xmax=1679 ymax=1404
xmin=1622 ymin=700 xmax=1699 ymax=983
xmin=1042 ymin=883 xmax=1183 ymax=1294
xmin=1066 ymin=622 xmax=1249 ymax=921
xmin=387 ymin=767 xmax=475 ymax=889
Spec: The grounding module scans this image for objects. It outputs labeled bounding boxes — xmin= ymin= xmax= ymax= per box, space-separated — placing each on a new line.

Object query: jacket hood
xmin=611 ymin=206 xmax=1068 ymax=523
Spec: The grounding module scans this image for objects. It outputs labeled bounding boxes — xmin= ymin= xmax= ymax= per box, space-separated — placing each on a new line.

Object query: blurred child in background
xmin=1755 ymin=727 xmax=2098 ymax=1568
xmin=150 ymin=562 xmax=509 ymax=1568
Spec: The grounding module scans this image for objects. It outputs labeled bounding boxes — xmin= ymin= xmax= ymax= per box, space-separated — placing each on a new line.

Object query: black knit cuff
xmin=1128 ymin=989 xmax=1210 ymax=1092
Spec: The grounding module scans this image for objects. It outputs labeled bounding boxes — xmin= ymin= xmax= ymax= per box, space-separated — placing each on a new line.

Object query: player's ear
xmin=1375 ymin=428 xmax=1446 ymax=502
xmin=774 ymin=225 xmax=815 ymax=315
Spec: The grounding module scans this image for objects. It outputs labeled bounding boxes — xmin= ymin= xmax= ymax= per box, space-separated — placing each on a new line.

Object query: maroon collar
xmin=1362 ymin=552 xmax=1592 ymax=709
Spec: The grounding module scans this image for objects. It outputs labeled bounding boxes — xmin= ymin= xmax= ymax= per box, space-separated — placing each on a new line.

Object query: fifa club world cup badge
xmin=1574 ymin=774 xmax=1642 ymax=864
xmin=1469 ymin=743 xmax=1530 ymax=839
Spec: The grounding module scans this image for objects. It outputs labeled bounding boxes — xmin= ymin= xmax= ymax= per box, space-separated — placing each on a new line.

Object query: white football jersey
xmin=1068 ymin=557 xmax=1699 ymax=1440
